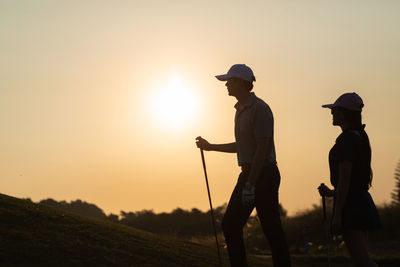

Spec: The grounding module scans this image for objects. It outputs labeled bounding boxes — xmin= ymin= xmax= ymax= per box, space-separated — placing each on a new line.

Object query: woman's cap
xmin=322 ymin=92 xmax=364 ymax=112
xmin=215 ymin=64 xmax=256 ymax=83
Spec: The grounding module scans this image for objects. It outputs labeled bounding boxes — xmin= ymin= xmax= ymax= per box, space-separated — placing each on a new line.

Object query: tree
xmin=39 ymin=198 xmax=107 ymax=219
xmin=391 ymin=159 xmax=400 ymax=206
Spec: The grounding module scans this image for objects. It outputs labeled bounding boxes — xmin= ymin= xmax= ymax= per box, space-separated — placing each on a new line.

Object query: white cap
xmin=322 ymin=92 xmax=364 ymax=112
xmin=215 ymin=64 xmax=256 ymax=83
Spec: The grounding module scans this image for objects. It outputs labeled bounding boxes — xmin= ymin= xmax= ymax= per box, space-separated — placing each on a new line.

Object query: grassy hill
xmin=2 ymin=193 xmax=399 ymax=267
xmin=0 ymin=193 xmax=231 ymax=266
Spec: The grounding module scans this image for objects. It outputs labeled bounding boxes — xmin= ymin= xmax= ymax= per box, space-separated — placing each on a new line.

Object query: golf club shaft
xmin=200 ymin=149 xmax=223 ymax=267
xmin=320 ymin=183 xmax=327 ymax=221
xmin=321 ymin=185 xmax=331 ymax=267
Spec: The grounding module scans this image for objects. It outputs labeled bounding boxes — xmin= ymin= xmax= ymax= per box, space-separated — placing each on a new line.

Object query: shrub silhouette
xmin=391 ymin=159 xmax=400 ymax=206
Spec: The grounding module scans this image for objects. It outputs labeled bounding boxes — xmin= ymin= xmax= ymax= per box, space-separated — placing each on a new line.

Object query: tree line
xmin=38 ymin=159 xmax=400 ymax=253
xmin=38 ymin=198 xmax=283 ymax=238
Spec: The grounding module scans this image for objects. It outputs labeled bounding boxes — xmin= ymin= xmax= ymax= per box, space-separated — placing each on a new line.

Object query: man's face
xmin=225 ymin=78 xmax=243 ymax=97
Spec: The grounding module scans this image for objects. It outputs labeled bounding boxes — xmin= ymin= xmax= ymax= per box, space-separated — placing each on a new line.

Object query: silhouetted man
xmin=196 ymin=64 xmax=291 ymax=267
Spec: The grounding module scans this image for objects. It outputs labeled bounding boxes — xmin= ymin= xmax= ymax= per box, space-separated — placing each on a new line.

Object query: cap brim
xmin=215 ymin=74 xmax=231 ymax=81
xmin=322 ymin=104 xmax=335 ymax=109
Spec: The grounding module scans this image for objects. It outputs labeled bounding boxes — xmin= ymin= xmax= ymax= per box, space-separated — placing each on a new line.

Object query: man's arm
xmin=247 ymin=137 xmax=271 ymax=185
xmin=195 ymin=136 xmax=237 ymax=153
xmin=209 ymin=142 xmax=237 ymax=153
xmin=241 ymin=137 xmax=270 ymax=207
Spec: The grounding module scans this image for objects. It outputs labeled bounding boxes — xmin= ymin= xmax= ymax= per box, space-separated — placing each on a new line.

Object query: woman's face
xmin=331 ymin=107 xmax=344 ymax=126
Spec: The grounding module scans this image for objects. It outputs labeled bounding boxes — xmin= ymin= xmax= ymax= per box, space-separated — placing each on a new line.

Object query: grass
xmin=1 ymin=193 xmax=399 ymax=266
xmin=0 ymin=193 xmax=233 ymax=266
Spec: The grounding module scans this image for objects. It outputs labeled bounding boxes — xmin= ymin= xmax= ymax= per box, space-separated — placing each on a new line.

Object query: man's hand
xmin=242 ymin=182 xmax=255 ymax=208
xmin=196 ymin=136 xmax=212 ymax=151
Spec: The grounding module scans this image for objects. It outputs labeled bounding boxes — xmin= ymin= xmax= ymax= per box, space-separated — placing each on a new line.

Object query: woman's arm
xmin=332 ymin=161 xmax=352 ymax=233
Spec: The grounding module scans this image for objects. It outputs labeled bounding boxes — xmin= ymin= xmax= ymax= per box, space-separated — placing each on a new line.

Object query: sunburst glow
xmin=151 ymin=75 xmax=198 ymax=129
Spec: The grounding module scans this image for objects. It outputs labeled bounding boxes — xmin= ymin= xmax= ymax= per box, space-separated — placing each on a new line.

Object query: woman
xmin=318 ymin=92 xmax=381 ymax=267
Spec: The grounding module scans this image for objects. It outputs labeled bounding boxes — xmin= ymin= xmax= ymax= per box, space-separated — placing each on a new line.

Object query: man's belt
xmin=241 ymin=161 xmax=277 ymax=172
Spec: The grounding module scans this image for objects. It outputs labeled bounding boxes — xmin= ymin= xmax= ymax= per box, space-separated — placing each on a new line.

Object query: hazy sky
xmin=1 ymin=1 xmax=399 ymax=216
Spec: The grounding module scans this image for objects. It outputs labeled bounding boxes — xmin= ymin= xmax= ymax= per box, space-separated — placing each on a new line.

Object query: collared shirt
xmin=234 ymin=92 xmax=276 ymax=166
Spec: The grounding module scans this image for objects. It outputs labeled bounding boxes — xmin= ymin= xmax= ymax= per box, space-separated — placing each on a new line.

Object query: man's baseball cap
xmin=215 ymin=64 xmax=256 ymax=83
xmin=322 ymin=92 xmax=364 ymax=112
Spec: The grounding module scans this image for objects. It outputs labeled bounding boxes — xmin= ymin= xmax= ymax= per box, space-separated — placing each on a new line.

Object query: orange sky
xmin=1 ymin=1 xmax=399 ymax=216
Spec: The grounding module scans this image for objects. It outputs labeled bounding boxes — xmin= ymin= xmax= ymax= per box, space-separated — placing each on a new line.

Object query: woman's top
xmin=329 ymin=127 xmax=371 ymax=192
xmin=329 ymin=127 xmax=381 ymax=230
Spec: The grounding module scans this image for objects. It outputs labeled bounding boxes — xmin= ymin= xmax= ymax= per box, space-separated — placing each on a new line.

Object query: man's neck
xmin=340 ymin=122 xmax=359 ymax=132
xmin=235 ymin=91 xmax=251 ymax=104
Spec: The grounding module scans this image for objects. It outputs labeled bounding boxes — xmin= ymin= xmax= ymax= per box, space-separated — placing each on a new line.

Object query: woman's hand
xmin=318 ymin=183 xmax=334 ymax=197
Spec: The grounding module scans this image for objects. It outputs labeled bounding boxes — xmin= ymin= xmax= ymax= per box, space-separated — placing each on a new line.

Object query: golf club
xmin=200 ymin=149 xmax=223 ymax=267
xmin=320 ymin=183 xmax=331 ymax=267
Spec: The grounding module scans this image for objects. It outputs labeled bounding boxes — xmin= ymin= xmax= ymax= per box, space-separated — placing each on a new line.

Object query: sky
xmin=1 ymin=0 xmax=399 ymax=216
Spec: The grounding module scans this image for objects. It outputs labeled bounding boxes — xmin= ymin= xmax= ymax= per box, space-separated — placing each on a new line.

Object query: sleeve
xmin=253 ymin=104 xmax=274 ymax=138
xmin=335 ymin=132 xmax=357 ymax=162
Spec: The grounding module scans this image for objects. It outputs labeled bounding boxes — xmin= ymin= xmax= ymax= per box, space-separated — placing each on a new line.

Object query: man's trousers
xmin=221 ymin=163 xmax=291 ymax=267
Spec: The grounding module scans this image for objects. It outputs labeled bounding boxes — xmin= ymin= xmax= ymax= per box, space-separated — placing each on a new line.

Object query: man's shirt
xmin=234 ymin=92 xmax=277 ymax=166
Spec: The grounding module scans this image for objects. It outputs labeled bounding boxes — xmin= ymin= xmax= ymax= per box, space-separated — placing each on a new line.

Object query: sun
xmin=151 ymin=75 xmax=198 ymax=129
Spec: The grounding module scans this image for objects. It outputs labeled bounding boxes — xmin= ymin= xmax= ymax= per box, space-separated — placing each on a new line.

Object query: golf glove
xmin=242 ymin=182 xmax=255 ymax=208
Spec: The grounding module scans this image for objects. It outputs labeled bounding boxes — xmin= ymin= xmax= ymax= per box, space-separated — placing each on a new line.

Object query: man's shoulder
xmin=253 ymin=94 xmax=272 ymax=112
xmin=249 ymin=95 xmax=273 ymax=121
xmin=336 ymin=130 xmax=362 ymax=146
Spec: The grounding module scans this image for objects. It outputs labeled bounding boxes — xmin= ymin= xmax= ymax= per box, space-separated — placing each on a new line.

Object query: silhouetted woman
xmin=318 ymin=92 xmax=381 ymax=267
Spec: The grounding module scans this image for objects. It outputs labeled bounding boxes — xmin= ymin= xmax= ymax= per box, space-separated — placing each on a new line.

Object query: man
xmin=196 ymin=64 xmax=291 ymax=267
